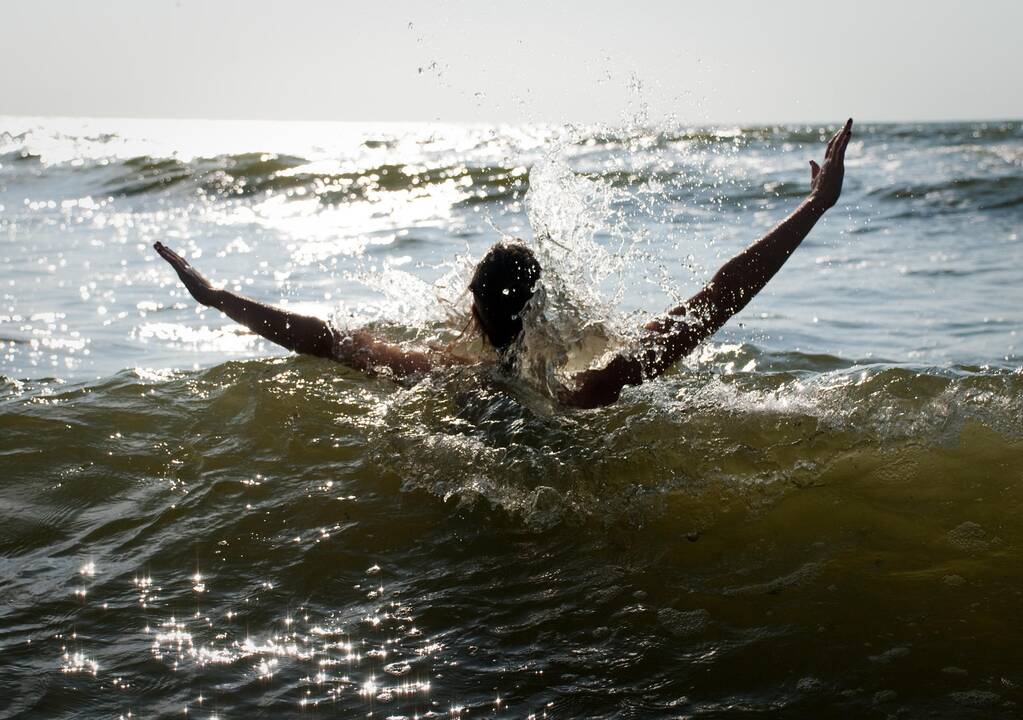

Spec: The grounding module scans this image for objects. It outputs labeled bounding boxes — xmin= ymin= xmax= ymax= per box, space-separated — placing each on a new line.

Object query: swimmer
xmin=155 ymin=118 xmax=853 ymax=408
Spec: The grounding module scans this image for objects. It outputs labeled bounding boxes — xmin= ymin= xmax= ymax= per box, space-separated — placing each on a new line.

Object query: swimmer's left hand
xmin=154 ymin=242 xmax=220 ymax=307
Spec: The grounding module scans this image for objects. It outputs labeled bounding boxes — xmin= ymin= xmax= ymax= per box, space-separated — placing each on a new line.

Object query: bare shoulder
xmin=332 ymin=329 xmax=473 ymax=378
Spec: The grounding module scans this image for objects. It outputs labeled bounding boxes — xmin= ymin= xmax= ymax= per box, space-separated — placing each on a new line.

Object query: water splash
xmin=511 ymin=151 xmax=639 ymax=393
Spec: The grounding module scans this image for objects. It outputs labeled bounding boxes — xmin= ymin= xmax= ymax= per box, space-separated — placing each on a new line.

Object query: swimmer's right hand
xmin=808 ymin=118 xmax=853 ymax=211
xmin=154 ymin=242 xmax=221 ymax=307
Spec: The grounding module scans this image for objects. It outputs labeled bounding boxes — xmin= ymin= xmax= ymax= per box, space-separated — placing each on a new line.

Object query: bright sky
xmin=3 ymin=0 xmax=1020 ymax=124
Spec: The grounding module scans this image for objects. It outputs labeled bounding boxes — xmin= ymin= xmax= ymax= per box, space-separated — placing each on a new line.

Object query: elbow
xmin=563 ymin=355 xmax=642 ymax=409
xmin=562 ymin=386 xmax=620 ymax=410
xmin=292 ymin=325 xmax=336 ymax=359
xmin=298 ymin=335 xmax=335 ymax=359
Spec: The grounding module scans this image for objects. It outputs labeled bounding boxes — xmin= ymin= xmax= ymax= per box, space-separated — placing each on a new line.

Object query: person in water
xmin=155 ymin=119 xmax=853 ymax=409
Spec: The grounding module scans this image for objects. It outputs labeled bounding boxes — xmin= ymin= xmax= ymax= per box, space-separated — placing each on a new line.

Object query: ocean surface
xmin=1 ymin=116 xmax=1022 ymax=718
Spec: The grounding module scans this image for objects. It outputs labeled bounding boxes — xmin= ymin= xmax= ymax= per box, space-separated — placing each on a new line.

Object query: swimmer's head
xmin=469 ymin=242 xmax=542 ymax=352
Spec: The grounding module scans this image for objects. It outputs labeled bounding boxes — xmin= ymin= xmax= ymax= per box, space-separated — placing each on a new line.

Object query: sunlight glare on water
xmin=1 ymin=116 xmax=1022 ymax=717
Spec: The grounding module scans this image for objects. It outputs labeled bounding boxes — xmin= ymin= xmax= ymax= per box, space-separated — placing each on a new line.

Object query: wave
xmin=3 ymin=120 xmax=1022 ymax=215
xmin=3 ymin=350 xmax=1022 ymax=717
xmin=569 ymin=121 xmax=1023 ymax=150
xmin=869 ymin=175 xmax=1023 ymax=213
xmin=3 ymin=351 xmax=1020 ymax=530
xmin=81 ymin=156 xmax=1023 ymax=216
xmin=70 ymin=154 xmax=528 ymax=205
xmin=0 ymin=148 xmax=895 ymax=208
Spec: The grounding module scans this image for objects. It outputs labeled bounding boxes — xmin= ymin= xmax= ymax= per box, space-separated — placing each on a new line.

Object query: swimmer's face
xmin=469 ymin=242 xmax=541 ymax=351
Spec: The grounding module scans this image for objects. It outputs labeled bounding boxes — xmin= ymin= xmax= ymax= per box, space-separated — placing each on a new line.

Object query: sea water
xmin=1 ymin=117 xmax=1022 ymax=717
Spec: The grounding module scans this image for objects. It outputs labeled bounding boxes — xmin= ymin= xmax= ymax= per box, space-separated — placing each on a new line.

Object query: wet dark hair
xmin=469 ymin=242 xmax=542 ymax=352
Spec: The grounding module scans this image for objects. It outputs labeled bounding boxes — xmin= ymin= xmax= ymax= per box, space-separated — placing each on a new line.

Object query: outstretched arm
xmin=154 ymin=242 xmax=437 ymax=375
xmin=563 ymin=118 xmax=854 ymax=408
xmin=154 ymin=242 xmax=335 ymax=357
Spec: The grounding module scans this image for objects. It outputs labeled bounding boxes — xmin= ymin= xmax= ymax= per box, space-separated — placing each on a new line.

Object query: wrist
xmin=804 ymin=193 xmax=829 ymax=218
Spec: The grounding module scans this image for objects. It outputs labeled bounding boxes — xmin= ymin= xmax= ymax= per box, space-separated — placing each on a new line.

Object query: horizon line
xmin=3 ymin=113 xmax=1021 ymax=127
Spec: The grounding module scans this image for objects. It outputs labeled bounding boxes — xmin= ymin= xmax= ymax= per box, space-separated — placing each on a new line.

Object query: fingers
xmin=828 ymin=119 xmax=853 ymax=166
xmin=154 ymin=242 xmax=172 ymax=260
xmin=154 ymin=242 xmax=188 ymax=268
xmin=837 ymin=133 xmax=850 ymax=161
xmin=824 ymin=118 xmax=853 ymax=160
xmin=836 ymin=118 xmax=853 ymax=161
xmin=825 ymin=128 xmax=841 ymax=158
xmin=809 ymin=160 xmax=821 ymax=180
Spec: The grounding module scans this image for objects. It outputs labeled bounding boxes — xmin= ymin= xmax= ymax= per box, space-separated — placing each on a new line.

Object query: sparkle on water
xmin=2 ymin=116 xmax=1022 ymax=717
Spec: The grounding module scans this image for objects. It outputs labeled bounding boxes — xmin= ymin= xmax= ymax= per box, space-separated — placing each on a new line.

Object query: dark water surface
xmin=1 ymin=118 xmax=1022 ymax=718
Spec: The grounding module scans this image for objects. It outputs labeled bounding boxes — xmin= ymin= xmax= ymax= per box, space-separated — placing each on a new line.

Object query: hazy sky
xmin=3 ymin=0 xmax=1021 ymax=124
